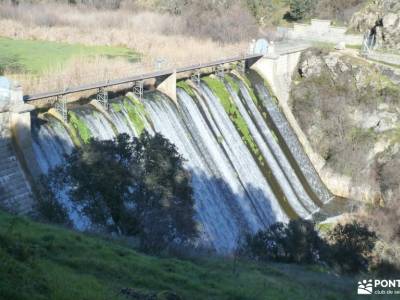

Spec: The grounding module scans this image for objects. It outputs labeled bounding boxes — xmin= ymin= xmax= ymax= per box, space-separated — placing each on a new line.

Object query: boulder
xmin=349 ymin=0 xmax=400 ymax=50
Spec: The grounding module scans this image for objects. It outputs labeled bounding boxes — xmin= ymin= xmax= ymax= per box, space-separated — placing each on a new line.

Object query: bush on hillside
xmin=326 ymin=221 xmax=377 ymax=273
xmin=246 ymin=218 xmax=379 ymax=274
xmin=181 ymin=0 xmax=258 ymax=43
xmin=245 ymin=219 xmax=325 ymax=264
xmin=315 ymin=0 xmax=365 ymax=23
xmin=34 ymin=177 xmax=70 ymax=226
xmin=286 ymin=0 xmax=317 ymax=21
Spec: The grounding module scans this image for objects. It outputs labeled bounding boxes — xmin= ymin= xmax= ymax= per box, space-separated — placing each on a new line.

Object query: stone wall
xmin=0 ymin=77 xmax=36 ymax=214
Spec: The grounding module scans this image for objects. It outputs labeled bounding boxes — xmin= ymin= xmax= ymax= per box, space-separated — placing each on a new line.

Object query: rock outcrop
xmin=349 ymin=0 xmax=400 ymax=50
xmin=290 ymin=48 xmax=400 ymax=203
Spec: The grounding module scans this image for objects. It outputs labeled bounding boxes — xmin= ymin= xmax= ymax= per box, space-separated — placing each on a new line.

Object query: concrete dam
xmin=0 ymin=45 xmax=333 ymax=253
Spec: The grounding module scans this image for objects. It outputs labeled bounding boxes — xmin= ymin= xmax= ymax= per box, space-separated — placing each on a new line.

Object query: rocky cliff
xmin=290 ymin=48 xmax=400 ymax=204
xmin=350 ymin=0 xmax=400 ymax=50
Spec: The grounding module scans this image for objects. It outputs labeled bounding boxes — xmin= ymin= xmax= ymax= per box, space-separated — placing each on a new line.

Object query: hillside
xmin=0 ymin=210 xmax=363 ymax=300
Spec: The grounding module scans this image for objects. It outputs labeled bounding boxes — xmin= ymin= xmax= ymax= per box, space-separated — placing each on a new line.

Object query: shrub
xmin=327 ymin=221 xmax=377 ymax=273
xmin=286 ymin=0 xmax=317 ymax=21
xmin=315 ymin=0 xmax=365 ymax=22
xmin=246 ymin=219 xmax=325 ymax=264
xmin=34 ymin=177 xmax=70 ymax=226
xmin=181 ymin=1 xmax=257 ymax=43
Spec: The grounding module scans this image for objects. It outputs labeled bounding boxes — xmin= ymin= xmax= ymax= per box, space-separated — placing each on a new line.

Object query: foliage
xmin=326 ymin=221 xmax=377 ymax=273
xmin=0 ymin=210 xmax=357 ymax=300
xmin=180 ymin=0 xmax=257 ymax=43
xmin=245 ymin=0 xmax=287 ymax=25
xmin=286 ymin=0 xmax=317 ymax=20
xmin=34 ymin=177 xmax=70 ymax=225
xmin=245 ymin=219 xmax=325 ymax=264
xmin=131 ymin=132 xmax=197 ymax=252
xmin=246 ymin=219 xmax=378 ymax=274
xmin=47 ymin=132 xmax=197 ymax=252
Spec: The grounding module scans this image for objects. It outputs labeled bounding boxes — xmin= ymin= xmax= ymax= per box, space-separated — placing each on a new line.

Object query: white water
xmin=76 ymin=108 xmax=115 ymax=141
xmin=29 ymin=75 xmax=328 ymax=254
xmin=32 ymin=115 xmax=89 ymax=229
xmin=252 ymin=79 xmax=332 ymax=203
xmin=229 ymin=79 xmax=319 ymax=215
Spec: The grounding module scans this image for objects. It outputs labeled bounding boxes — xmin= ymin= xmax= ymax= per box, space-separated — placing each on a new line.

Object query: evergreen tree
xmin=287 ymin=0 xmax=317 ymax=20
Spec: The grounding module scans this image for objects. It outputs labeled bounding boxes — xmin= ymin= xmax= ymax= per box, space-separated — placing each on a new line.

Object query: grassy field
xmin=0 ymin=210 xmax=374 ymax=300
xmin=0 ymin=37 xmax=138 ymax=74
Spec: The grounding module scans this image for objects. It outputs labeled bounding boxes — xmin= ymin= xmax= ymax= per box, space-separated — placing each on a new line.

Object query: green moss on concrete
xmin=203 ymin=76 xmax=262 ymax=164
xmin=177 ymin=80 xmax=196 ymax=98
xmin=232 ymin=72 xmax=262 ymax=106
xmin=68 ymin=111 xmax=92 ymax=144
xmin=224 ymin=75 xmax=240 ymax=94
xmin=124 ymin=96 xmax=147 ymax=135
xmin=111 ymin=102 xmax=122 ymax=113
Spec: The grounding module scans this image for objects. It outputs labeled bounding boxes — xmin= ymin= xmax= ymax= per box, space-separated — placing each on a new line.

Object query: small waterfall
xmin=31 ymin=114 xmax=89 ymax=229
xmin=74 ymin=107 xmax=116 ymax=141
xmin=32 ymin=115 xmax=74 ymax=173
xmin=249 ymin=71 xmax=332 ymax=204
xmin=28 ymin=72 xmax=330 ymax=254
xmin=226 ymin=75 xmax=319 ymax=216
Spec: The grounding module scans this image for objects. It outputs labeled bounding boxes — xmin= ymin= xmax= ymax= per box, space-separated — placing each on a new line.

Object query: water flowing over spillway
xmin=29 ymin=72 xmax=331 ymax=253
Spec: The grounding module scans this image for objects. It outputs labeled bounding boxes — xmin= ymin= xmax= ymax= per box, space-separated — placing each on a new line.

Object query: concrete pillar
xmin=9 ymin=84 xmax=42 ymax=178
xmin=250 ymin=54 xmax=281 ymax=99
xmin=156 ymin=71 xmax=177 ymax=104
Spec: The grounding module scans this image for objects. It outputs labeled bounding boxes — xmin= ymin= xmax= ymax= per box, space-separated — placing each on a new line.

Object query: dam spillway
xmin=29 ymin=71 xmax=331 ymax=253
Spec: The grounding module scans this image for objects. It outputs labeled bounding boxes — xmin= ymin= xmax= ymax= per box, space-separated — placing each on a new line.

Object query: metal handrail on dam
xmin=23 ymin=53 xmax=264 ymax=102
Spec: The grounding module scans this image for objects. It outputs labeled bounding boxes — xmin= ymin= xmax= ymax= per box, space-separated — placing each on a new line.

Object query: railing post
xmin=55 ymin=95 xmax=67 ymax=123
xmin=215 ymin=64 xmax=225 ymax=79
xmin=237 ymin=60 xmax=246 ymax=74
xmin=191 ymin=70 xmax=201 ymax=86
xmin=97 ymin=87 xmax=109 ymax=110
xmin=133 ymin=81 xmax=144 ymax=100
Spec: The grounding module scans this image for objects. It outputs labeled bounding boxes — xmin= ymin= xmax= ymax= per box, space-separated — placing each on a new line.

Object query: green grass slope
xmin=0 ymin=210 xmax=364 ymax=300
xmin=0 ymin=37 xmax=138 ymax=74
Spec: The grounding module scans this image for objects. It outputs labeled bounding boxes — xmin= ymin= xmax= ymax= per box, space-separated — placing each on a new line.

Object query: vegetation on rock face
xmin=291 ymin=48 xmax=400 ymax=202
xmin=43 ymin=133 xmax=197 ymax=252
xmin=290 ymin=48 xmax=400 ymax=275
xmin=349 ymin=0 xmax=400 ymax=49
